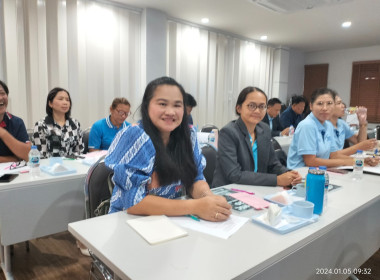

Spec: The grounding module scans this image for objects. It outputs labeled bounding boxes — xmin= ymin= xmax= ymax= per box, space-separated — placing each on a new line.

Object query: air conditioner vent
xmin=249 ymin=0 xmax=353 ymax=14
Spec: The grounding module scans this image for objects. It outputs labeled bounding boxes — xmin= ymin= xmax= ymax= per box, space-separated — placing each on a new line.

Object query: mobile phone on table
xmin=0 ymin=174 xmax=19 ymax=183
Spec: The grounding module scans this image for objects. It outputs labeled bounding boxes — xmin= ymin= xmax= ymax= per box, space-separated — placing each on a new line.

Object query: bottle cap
xmin=319 ymin=166 xmax=327 ymax=170
xmin=356 ymin=150 xmax=363 ymax=154
xmin=31 ymin=145 xmax=37 ymax=149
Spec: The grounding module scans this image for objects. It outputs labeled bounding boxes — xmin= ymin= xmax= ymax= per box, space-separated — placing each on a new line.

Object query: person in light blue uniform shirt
xmin=287 ymin=88 xmax=359 ymax=169
xmin=88 ymin=97 xmax=131 ymax=152
xmin=328 ymin=93 xmax=377 ymax=155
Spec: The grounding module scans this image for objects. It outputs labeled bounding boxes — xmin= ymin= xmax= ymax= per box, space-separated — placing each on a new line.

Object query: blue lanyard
xmin=248 ymin=134 xmax=258 ymax=173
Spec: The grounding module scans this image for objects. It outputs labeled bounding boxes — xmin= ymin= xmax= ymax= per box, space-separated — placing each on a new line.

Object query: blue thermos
xmin=306 ymin=168 xmax=325 ymax=215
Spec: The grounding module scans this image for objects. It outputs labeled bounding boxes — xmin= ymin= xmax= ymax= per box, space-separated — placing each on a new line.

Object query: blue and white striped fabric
xmin=105 ymin=122 xmax=206 ymax=213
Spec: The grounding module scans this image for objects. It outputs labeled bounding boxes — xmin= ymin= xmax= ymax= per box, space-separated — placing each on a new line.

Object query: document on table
xmin=170 ymin=214 xmax=248 ymax=239
xmin=0 ymin=162 xmax=30 ymax=176
xmin=337 ymin=165 xmax=380 ymax=175
xmin=127 ymin=215 xmax=188 ymax=245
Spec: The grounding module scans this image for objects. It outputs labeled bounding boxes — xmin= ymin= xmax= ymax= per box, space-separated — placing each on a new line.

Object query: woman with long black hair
xmin=105 ymin=77 xmax=231 ymax=221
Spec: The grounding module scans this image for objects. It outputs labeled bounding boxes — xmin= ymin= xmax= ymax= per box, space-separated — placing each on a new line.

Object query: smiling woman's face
xmin=236 ymin=90 xmax=267 ymax=128
xmin=148 ymin=84 xmax=184 ymax=139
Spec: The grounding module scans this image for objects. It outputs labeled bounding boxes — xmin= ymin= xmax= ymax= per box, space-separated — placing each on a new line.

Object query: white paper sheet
xmin=170 ymin=214 xmax=248 ymax=239
xmin=337 ymin=165 xmax=380 ymax=175
xmin=0 ymin=162 xmax=30 ymax=177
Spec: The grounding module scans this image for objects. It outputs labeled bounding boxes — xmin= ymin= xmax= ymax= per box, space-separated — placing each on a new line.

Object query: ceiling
xmin=113 ymin=0 xmax=380 ymax=52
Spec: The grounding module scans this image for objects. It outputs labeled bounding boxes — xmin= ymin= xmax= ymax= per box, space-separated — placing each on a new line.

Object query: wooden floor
xmin=0 ymin=232 xmax=91 ymax=280
xmin=0 ymin=231 xmax=379 ymax=280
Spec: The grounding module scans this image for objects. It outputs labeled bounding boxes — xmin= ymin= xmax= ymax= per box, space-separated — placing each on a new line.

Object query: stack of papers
xmin=127 ymin=215 xmax=188 ymax=245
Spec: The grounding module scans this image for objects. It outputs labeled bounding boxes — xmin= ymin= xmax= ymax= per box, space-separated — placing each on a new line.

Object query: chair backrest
xmin=27 ymin=129 xmax=34 ymax=142
xmin=271 ymin=137 xmax=282 ymax=151
xmin=201 ymin=124 xmax=218 ymax=133
xmin=201 ymin=144 xmax=217 ymax=187
xmin=271 ymin=138 xmax=287 ymax=167
xmin=275 ymin=149 xmax=287 ymax=167
xmin=83 ymin=127 xmax=91 ymax=154
xmin=84 ymin=156 xmax=114 ymax=219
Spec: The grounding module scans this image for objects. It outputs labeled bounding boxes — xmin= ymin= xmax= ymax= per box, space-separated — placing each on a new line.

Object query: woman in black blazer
xmin=212 ymin=87 xmax=302 ymax=187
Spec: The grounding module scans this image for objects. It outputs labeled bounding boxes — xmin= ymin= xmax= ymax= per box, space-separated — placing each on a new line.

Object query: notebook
xmin=127 ymin=215 xmax=188 ymax=245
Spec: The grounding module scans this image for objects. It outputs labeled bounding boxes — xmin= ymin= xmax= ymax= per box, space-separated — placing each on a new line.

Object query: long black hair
xmin=141 ymin=77 xmax=197 ymax=195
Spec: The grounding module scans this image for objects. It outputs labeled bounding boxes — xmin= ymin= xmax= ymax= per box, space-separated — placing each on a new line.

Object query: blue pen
xmin=186 ymin=214 xmax=200 ymax=221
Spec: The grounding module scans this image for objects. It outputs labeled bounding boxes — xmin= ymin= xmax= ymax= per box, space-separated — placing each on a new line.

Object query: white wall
xmin=305 ymin=45 xmax=380 ymax=105
xmin=272 ymin=47 xmax=289 ymax=103
xmin=287 ymin=49 xmax=305 ymax=104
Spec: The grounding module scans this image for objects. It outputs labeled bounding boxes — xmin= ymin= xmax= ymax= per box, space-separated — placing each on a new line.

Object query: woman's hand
xmin=277 ymin=170 xmax=302 ymax=187
xmin=364 ymin=157 xmax=380 ymax=167
xmin=357 ymin=139 xmax=377 ymax=151
xmin=356 ymin=106 xmax=367 ymax=125
xmin=193 ymin=195 xmax=232 ymax=222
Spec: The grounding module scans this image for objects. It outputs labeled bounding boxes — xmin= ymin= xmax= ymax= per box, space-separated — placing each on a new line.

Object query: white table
xmin=69 ymin=169 xmax=380 ymax=280
xmin=273 ymin=135 xmax=292 ymax=154
xmin=0 ymin=159 xmax=90 ymax=280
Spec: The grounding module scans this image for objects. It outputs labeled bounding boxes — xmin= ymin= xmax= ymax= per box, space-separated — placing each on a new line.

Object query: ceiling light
xmin=342 ymin=21 xmax=351 ymax=28
xmin=260 ymin=35 xmax=268 ymax=40
xmin=201 ymin=18 xmax=209 ymax=24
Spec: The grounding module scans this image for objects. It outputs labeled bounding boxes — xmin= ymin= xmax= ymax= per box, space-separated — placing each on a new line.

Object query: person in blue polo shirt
xmin=0 ymin=80 xmax=31 ymax=163
xmin=88 ymin=97 xmax=131 ymax=152
xmin=287 ymin=88 xmax=379 ymax=169
xmin=328 ymin=93 xmax=377 ymax=155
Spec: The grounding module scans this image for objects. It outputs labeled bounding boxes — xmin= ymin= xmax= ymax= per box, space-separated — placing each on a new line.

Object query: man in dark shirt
xmin=0 ymin=80 xmax=31 ymax=163
xmin=279 ymin=95 xmax=306 ymax=129
xmin=185 ymin=93 xmax=197 ymax=125
xmin=262 ymin=98 xmax=289 ymax=137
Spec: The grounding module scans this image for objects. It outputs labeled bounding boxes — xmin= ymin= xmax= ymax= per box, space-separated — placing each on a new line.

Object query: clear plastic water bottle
xmin=352 ymin=150 xmax=364 ymax=181
xmin=319 ymin=166 xmax=329 ymax=210
xmin=208 ymin=130 xmax=215 ymax=145
xmin=289 ymin=125 xmax=295 ymax=137
xmin=28 ymin=145 xmax=41 ymax=178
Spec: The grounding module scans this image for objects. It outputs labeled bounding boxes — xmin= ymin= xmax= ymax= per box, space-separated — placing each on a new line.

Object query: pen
xmin=231 ymin=188 xmax=255 ymax=195
xmin=186 ymin=214 xmax=200 ymax=222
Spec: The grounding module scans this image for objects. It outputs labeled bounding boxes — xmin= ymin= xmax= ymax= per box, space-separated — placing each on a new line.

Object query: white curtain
xmin=0 ymin=0 xmax=141 ymax=129
xmin=167 ymin=21 xmax=274 ymax=129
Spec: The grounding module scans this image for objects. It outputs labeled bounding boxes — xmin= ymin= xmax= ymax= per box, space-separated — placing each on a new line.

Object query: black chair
xmin=201 ymin=124 xmax=218 ymax=133
xmin=201 ymin=144 xmax=217 ymax=186
xmin=271 ymin=138 xmax=282 ymax=151
xmin=83 ymin=127 xmax=91 ymax=154
xmin=271 ymin=138 xmax=287 ymax=167
xmin=274 ymin=149 xmax=287 ymax=167
xmin=84 ymin=156 xmax=115 ymax=279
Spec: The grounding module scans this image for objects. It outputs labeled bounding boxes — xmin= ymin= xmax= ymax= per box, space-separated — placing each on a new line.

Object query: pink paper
xmin=229 ymin=192 xmax=270 ymax=210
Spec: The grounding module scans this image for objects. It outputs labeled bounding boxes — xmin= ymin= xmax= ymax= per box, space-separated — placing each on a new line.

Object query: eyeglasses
xmin=115 ymin=109 xmax=131 ymax=117
xmin=247 ymin=103 xmax=267 ymax=112
xmin=9 ymin=161 xmax=27 ymax=170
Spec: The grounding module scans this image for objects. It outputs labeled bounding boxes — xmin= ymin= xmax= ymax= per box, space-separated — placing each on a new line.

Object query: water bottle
xmin=352 ymin=150 xmax=364 ymax=181
xmin=208 ymin=130 xmax=215 ymax=146
xmin=289 ymin=125 xmax=295 ymax=137
xmin=319 ymin=166 xmax=329 ymax=210
xmin=306 ymin=168 xmax=325 ymax=215
xmin=28 ymin=145 xmax=41 ymax=178
xmin=376 ymin=125 xmax=380 ymax=140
